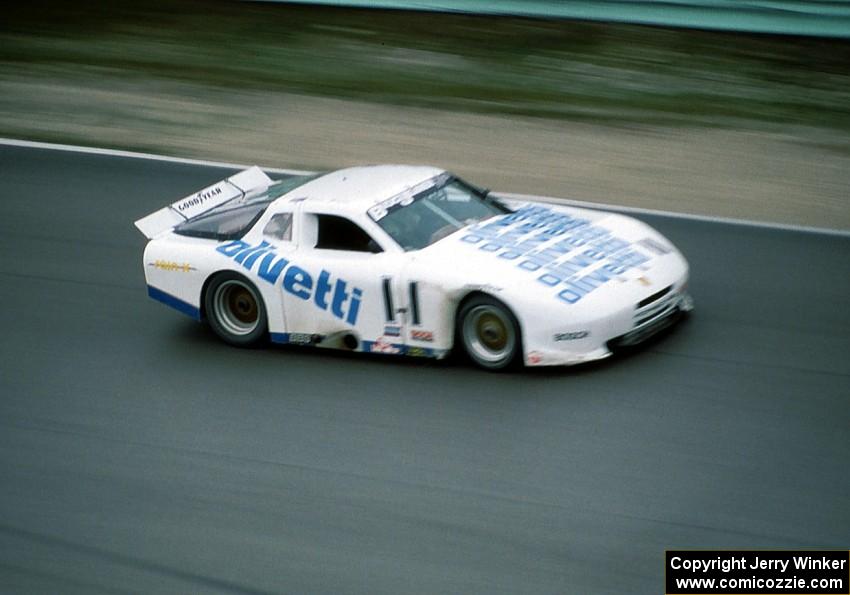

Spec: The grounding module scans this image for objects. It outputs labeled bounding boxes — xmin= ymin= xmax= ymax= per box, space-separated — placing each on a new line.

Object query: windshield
xmin=174 ymin=173 xmax=320 ymax=240
xmin=370 ymin=176 xmax=508 ymax=251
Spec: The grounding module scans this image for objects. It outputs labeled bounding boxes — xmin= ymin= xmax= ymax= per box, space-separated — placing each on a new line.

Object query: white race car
xmin=135 ymin=165 xmax=692 ymax=370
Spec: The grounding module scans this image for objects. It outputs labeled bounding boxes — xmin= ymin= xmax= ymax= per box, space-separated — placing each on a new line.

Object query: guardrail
xmin=264 ymin=0 xmax=850 ymax=38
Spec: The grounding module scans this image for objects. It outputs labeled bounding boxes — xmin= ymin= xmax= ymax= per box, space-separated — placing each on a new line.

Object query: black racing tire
xmin=457 ymin=295 xmax=522 ymax=371
xmin=204 ymin=272 xmax=268 ymax=347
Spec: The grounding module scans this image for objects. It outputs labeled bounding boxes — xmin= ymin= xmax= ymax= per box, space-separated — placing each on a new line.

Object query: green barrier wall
xmin=264 ymin=0 xmax=850 ymax=38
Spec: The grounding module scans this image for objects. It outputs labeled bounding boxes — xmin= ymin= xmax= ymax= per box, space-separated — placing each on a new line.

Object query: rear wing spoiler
xmin=134 ymin=166 xmax=273 ymax=239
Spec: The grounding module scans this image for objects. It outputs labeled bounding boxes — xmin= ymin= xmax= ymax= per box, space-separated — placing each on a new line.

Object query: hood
xmin=416 ymin=202 xmax=687 ymax=310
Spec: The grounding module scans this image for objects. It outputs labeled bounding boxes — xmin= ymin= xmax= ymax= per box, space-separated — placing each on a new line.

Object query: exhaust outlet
xmin=342 ymin=333 xmax=359 ymax=350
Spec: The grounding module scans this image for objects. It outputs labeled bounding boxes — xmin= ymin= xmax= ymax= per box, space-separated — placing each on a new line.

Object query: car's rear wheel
xmin=205 ymin=272 xmax=267 ymax=346
xmin=458 ymin=295 xmax=521 ymax=371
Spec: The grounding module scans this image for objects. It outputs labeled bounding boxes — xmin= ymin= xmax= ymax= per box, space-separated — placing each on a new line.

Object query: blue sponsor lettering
xmin=580 ymin=266 xmax=616 ymax=287
xmin=581 ymin=248 xmax=606 ymax=261
xmin=521 ymin=248 xmax=561 ymax=270
xmin=462 ymin=205 xmax=654 ymax=305
xmin=592 ymin=237 xmax=630 ymax=254
xmin=538 ymin=273 xmax=561 ymax=287
xmin=563 ymin=235 xmax=587 ymax=248
xmin=330 ymin=279 xmax=350 ymax=319
xmin=553 ymin=252 xmax=596 ymax=276
xmin=347 ymin=288 xmax=362 ymax=325
xmin=557 ymin=288 xmax=583 ymax=304
xmin=257 ymin=252 xmax=288 ymax=284
xmin=283 ymin=266 xmax=312 ymax=300
xmin=216 ymin=241 xmax=363 ymax=324
xmin=608 ymin=249 xmax=650 ymax=271
xmin=314 ymin=270 xmax=333 ymax=309
xmin=242 ymin=243 xmax=275 ymax=269
xmin=234 ymin=241 xmax=271 ymax=265
xmin=551 ymin=239 xmax=576 ymax=254
xmin=217 ymin=240 xmax=250 ymax=257
xmin=543 ymin=243 xmax=572 ymax=257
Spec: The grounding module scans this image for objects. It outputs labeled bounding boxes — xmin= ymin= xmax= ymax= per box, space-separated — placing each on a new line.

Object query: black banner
xmin=666 ymin=551 xmax=849 ymax=595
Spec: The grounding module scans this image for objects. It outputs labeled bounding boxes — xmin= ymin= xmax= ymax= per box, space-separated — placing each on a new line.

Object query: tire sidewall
xmin=204 ymin=272 xmax=268 ymax=347
xmin=457 ymin=295 xmax=522 ymax=371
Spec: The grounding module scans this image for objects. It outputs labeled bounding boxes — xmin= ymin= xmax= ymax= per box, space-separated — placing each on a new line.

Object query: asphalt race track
xmin=1 ymin=145 xmax=848 ymax=594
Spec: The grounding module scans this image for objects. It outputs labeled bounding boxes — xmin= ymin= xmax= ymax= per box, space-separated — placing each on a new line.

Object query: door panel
xmin=280 ymin=249 xmax=405 ymax=351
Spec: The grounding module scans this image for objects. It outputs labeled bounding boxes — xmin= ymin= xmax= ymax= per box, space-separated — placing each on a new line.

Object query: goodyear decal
xmin=461 ymin=205 xmax=650 ymax=304
xmin=174 ymin=185 xmax=222 ymax=215
xmin=216 ymin=240 xmax=363 ymax=325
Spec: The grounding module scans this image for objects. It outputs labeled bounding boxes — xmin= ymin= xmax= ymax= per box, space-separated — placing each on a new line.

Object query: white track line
xmin=0 ymin=138 xmax=313 ymax=176
xmin=3 ymin=137 xmax=848 ymax=237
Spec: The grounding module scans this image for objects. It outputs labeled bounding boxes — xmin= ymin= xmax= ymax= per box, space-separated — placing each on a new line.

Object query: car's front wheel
xmin=204 ymin=272 xmax=267 ymax=346
xmin=458 ymin=295 xmax=522 ymax=371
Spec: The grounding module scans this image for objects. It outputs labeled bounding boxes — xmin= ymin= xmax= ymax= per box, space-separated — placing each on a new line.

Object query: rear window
xmin=174 ymin=173 xmax=320 ymax=240
xmin=174 ymin=203 xmax=270 ymax=240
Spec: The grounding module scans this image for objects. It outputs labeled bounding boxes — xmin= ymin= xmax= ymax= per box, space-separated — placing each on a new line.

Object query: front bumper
xmin=524 ymin=291 xmax=693 ymax=367
xmin=608 ymin=291 xmax=693 ymax=349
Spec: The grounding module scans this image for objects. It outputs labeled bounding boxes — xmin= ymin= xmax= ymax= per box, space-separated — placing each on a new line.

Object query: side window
xmin=263 ymin=213 xmax=293 ymax=241
xmin=315 ymin=215 xmax=382 ymax=253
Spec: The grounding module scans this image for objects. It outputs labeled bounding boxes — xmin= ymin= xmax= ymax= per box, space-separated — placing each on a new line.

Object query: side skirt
xmin=147 ymin=285 xmax=201 ymax=321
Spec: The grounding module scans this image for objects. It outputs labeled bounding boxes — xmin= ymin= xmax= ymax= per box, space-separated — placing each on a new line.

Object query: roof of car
xmin=276 ymin=165 xmax=445 ymax=214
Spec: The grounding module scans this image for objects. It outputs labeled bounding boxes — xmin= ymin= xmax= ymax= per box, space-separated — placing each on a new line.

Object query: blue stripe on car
xmin=147 ymin=285 xmax=201 ymax=320
xmin=270 ymin=333 xmax=290 ymax=344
